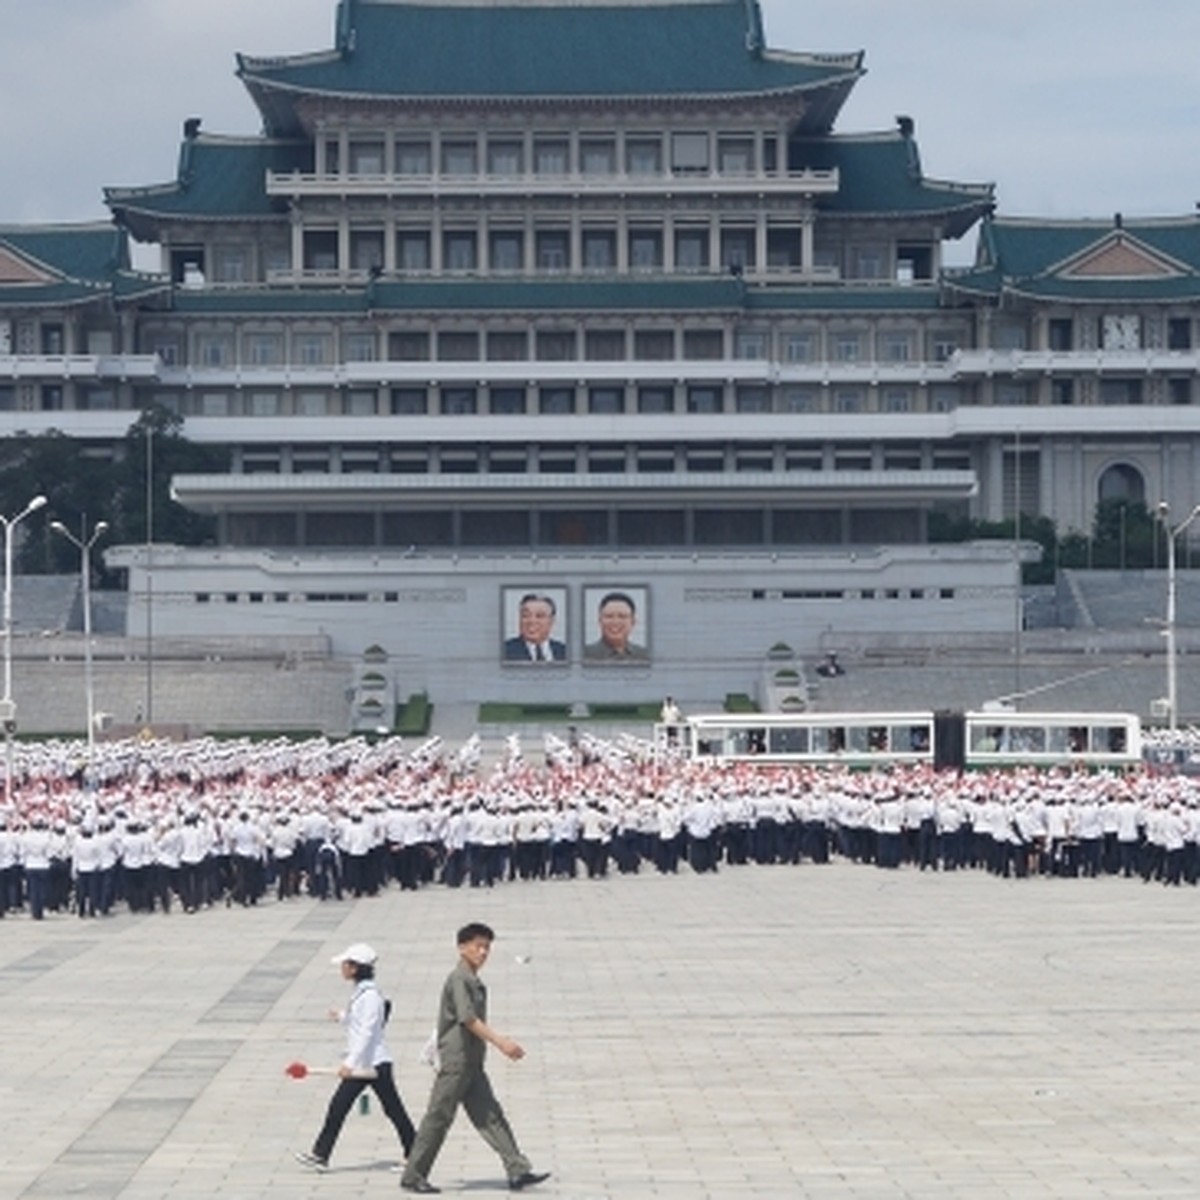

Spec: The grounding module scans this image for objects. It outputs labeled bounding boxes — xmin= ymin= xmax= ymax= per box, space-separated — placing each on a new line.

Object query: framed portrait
xmin=501 ymin=586 xmax=569 ymax=665
xmin=581 ymin=585 xmax=650 ymax=664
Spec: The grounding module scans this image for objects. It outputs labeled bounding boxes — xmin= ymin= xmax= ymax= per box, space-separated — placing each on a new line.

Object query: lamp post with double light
xmin=2 ymin=494 xmax=48 ymax=804
xmin=1158 ymin=500 xmax=1200 ymax=742
xmin=50 ymin=518 xmax=108 ymax=763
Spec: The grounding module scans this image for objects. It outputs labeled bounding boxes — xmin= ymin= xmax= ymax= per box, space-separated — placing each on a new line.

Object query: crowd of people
xmin=3 ymin=726 xmax=1200 ymax=921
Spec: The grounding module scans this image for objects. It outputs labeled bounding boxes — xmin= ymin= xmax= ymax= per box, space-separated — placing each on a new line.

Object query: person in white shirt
xmin=295 ymin=943 xmax=415 ymax=1171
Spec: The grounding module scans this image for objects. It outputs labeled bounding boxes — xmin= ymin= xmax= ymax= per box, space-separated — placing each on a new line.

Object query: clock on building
xmin=1102 ymin=313 xmax=1141 ymax=350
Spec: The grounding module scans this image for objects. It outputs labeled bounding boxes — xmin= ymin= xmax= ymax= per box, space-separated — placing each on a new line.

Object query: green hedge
xmin=724 ymin=693 xmax=760 ymax=713
xmin=395 ymin=692 xmax=433 ymax=736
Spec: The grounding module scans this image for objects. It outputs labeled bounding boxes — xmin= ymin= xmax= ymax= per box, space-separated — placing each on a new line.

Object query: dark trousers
xmin=312 ymin=1062 xmax=415 ymax=1163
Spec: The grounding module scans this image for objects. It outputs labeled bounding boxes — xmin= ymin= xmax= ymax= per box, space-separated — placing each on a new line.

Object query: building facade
xmin=2 ymin=0 xmax=1199 ymax=707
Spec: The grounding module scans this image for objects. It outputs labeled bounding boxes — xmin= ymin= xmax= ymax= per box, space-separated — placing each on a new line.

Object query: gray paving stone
xmin=2 ymin=865 xmax=1200 ymax=1197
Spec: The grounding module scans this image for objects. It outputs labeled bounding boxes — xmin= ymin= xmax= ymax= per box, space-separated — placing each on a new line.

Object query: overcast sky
xmin=2 ymin=0 xmax=1198 ymax=262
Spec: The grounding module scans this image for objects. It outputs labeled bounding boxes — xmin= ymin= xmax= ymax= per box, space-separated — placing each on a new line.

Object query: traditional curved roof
xmin=793 ymin=130 xmax=993 ymax=238
xmin=237 ymin=0 xmax=864 ymax=136
xmin=0 ymin=223 xmax=165 ymax=310
xmin=105 ymin=135 xmax=311 ymax=241
xmin=947 ymin=215 xmax=1200 ymax=304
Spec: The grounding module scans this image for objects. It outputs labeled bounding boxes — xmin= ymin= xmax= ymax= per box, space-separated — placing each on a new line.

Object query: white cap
xmin=331 ymin=942 xmax=378 ymax=966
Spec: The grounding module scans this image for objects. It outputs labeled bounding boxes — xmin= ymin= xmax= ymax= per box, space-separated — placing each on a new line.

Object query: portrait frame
xmin=581 ymin=584 xmax=651 ymax=665
xmin=501 ymin=585 xmax=570 ymax=666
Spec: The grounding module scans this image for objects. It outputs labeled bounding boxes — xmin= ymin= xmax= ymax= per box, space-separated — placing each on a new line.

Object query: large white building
xmin=3 ymin=0 xmax=1199 ymax=710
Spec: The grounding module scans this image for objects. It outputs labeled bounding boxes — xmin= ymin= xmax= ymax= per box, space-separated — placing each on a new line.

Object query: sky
xmin=2 ymin=0 xmax=1198 ymax=264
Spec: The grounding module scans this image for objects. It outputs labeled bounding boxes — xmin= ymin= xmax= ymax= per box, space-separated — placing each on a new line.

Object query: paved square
xmin=2 ymin=863 xmax=1199 ymax=1198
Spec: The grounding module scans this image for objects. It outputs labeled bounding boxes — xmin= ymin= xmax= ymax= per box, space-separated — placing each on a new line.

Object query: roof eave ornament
xmin=743 ymin=0 xmax=765 ymax=57
xmin=336 ymin=0 xmax=358 ymax=58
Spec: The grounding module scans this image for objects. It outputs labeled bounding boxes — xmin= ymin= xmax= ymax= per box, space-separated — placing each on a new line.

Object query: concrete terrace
xmin=2 ymin=862 xmax=1200 ymax=1198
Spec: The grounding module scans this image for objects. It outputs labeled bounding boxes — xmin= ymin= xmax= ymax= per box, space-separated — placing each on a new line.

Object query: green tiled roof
xmin=746 ymin=285 xmax=944 ymax=313
xmin=105 ymin=136 xmax=311 ymax=238
xmin=793 ymin=132 xmax=993 ymax=237
xmin=238 ymin=0 xmax=863 ymax=135
xmin=0 ymin=223 xmax=164 ymax=310
xmin=948 ymin=216 xmax=1200 ymax=302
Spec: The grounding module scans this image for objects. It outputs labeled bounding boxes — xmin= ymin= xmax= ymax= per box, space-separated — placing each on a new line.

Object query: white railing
xmin=0 ymin=354 xmax=161 ymax=380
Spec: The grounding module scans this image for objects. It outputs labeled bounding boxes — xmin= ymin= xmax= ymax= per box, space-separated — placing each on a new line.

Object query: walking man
xmin=400 ymin=922 xmax=548 ymax=1194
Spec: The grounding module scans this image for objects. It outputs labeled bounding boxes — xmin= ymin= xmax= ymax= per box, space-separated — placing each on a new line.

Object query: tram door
xmin=933 ymin=710 xmax=966 ymax=770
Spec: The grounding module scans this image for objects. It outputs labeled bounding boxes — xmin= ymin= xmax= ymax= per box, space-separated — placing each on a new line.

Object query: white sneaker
xmin=294 ymin=1150 xmax=328 ymax=1171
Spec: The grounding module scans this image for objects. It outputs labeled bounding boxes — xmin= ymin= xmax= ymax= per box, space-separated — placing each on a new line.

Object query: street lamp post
xmin=2 ymin=494 xmax=48 ymax=804
xmin=50 ymin=518 xmax=109 ymax=763
xmin=1158 ymin=500 xmax=1200 ymax=742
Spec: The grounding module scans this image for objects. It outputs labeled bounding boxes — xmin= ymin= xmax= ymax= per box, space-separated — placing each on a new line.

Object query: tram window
xmin=972 ymin=726 xmax=1002 ymax=752
xmin=747 ymin=728 xmax=766 ymax=755
xmin=812 ymin=727 xmax=843 ymax=753
xmin=1101 ymin=725 xmax=1127 ymax=753
xmin=1047 ymin=727 xmax=1068 ymax=753
xmin=847 ymin=726 xmax=870 ymax=753
xmin=868 ymin=726 xmax=888 ymax=752
xmin=769 ymin=727 xmax=809 ymax=754
xmin=895 ymin=725 xmax=928 ymax=752
xmin=1011 ymin=726 xmax=1046 ymax=752
xmin=1067 ymin=726 xmax=1087 ymax=753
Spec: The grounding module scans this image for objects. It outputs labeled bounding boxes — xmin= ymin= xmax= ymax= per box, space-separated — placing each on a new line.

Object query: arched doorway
xmin=1097 ymin=462 xmax=1145 ymax=505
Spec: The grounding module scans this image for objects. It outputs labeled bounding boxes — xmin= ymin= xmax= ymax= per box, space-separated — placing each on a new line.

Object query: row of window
xmin=156 ymin=324 xmax=967 ymax=368
xmin=231 ymin=442 xmax=973 ymax=477
xmin=170 ymin=383 xmax=960 ymax=419
xmin=995 ymin=315 xmax=1195 ymax=353
xmin=222 ymin=505 xmax=927 ymax=550
xmin=318 ymin=130 xmax=779 ymax=180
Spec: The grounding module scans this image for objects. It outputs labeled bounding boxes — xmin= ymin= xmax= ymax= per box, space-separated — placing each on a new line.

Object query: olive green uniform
xmin=401 ymin=960 xmax=531 ymax=1188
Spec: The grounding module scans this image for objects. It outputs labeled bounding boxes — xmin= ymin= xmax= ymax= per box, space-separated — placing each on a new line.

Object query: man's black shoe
xmin=400 ymin=1182 xmax=441 ymax=1195
xmin=510 ymin=1171 xmax=551 ymax=1191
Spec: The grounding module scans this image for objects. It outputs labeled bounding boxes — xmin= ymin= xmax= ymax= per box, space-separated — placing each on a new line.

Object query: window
xmin=993 ymin=322 xmax=1028 ymax=351
xmin=832 ymin=331 xmax=863 ymax=363
xmin=580 ymin=138 xmax=616 ymax=175
xmin=197 ymin=334 xmax=233 ymax=367
xmin=295 ymin=391 xmax=328 ymax=417
xmin=213 ymin=246 xmax=247 ymax=283
xmin=625 ymin=137 xmax=662 ymax=175
xmin=249 ymin=391 xmax=279 ymax=417
xmin=199 ymin=392 xmax=227 ymax=416
xmin=536 ymin=330 xmax=576 ymax=361
xmin=39 ymin=385 xmax=63 ymax=411
xmin=533 ymin=138 xmax=569 ymax=175
xmin=782 ymin=388 xmax=819 ymax=414
xmin=735 ymin=331 xmax=768 ymax=360
xmin=535 ymin=230 xmax=569 ymax=272
xmin=489 ymin=230 xmax=524 ymax=272
xmin=718 ymin=136 xmax=754 ymax=174
xmin=150 ymin=337 xmax=180 ymax=365
xmin=834 ymin=388 xmax=864 ymax=414
xmin=687 ymin=386 xmax=722 ymax=414
xmin=40 ymin=324 xmax=64 ymax=355
xmin=637 ymin=386 xmax=673 ymax=414
xmin=930 ymin=385 xmax=960 ymax=412
xmin=931 ymin=332 xmax=961 ymax=362
xmin=389 ymin=331 xmax=429 ymax=361
xmin=538 ymin=387 xmax=574 ymax=415
xmin=264 ymin=241 xmax=291 ymax=276
xmin=350 ymin=230 xmax=385 ymax=271
xmin=348 ymin=140 xmax=385 ymax=175
xmin=675 ymin=228 xmax=710 ymax=271
xmin=396 ymin=231 xmax=431 ymax=272
xmin=879 ymin=332 xmax=913 ymax=363
xmin=346 ymin=389 xmax=377 ymax=416
xmin=633 ymin=329 xmax=674 ymax=360
xmin=487 ymin=331 xmax=527 ymax=361
xmin=441 ymin=387 xmax=477 ymax=415
xmin=882 ymin=387 xmax=912 ymax=413
xmin=489 ymin=387 xmax=526 ymax=415
xmin=1048 ymin=318 xmax=1074 ymax=352
xmin=1100 ymin=378 xmax=1143 ymax=405
xmin=588 ymin=386 xmax=623 ymax=414
xmin=671 ymin=131 xmax=709 ymax=174
xmin=853 ymin=245 xmax=885 ymax=280
xmin=1052 ymin=379 xmax=1075 ymax=406
xmin=487 ymin=139 xmax=524 ymax=176
xmin=720 ymin=228 xmax=755 ymax=270
xmin=342 ymin=332 xmax=377 ymax=363
xmin=245 ymin=334 xmax=283 ymax=366
xmin=784 ymin=333 xmax=815 ymax=363
xmin=441 ymin=140 xmax=477 ymax=175
xmin=629 ymin=228 xmax=663 ymax=270
xmin=683 ymin=329 xmax=723 ymax=360
xmin=390 ymin=387 xmax=427 ymax=415
xmin=0 ymin=386 xmax=13 ymax=412
xmin=1169 ymin=377 xmax=1192 ymax=405
xmin=766 ymin=228 xmax=802 ymax=269
xmin=437 ymin=331 xmax=479 ymax=362
xmin=736 ymin=386 xmax=770 ymax=413
xmin=395 ymin=140 xmax=431 ymax=176
xmin=582 ymin=229 xmax=616 ymax=271
xmin=996 ymin=381 xmax=1031 ymax=405
xmin=585 ymin=330 xmax=624 ymax=361
xmin=294 ymin=334 xmax=332 ymax=365
xmin=1168 ymin=318 xmax=1192 ymax=350
xmin=302 ymin=231 xmax=338 ymax=272
xmin=443 ymin=231 xmax=478 ymax=272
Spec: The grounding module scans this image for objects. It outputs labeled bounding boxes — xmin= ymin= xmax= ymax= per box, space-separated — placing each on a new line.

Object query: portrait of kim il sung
xmin=502 ymin=587 xmax=569 ymax=664
xmin=583 ymin=586 xmax=650 ymax=663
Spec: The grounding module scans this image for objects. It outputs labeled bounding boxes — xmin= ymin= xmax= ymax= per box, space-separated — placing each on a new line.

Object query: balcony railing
xmin=0 ymin=354 xmax=161 ymax=380
xmin=265 ymin=166 xmax=839 ymax=198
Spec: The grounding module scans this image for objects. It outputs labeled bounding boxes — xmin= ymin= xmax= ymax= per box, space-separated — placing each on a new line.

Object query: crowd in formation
xmin=3 ymin=727 xmax=1200 ymax=921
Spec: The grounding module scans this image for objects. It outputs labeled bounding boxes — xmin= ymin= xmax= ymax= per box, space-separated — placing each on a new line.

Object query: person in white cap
xmin=295 ymin=942 xmax=415 ymax=1171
